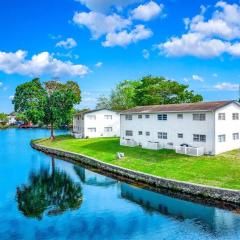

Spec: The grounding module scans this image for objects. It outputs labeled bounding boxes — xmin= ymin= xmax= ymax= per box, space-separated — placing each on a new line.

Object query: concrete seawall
xmin=31 ymin=141 xmax=240 ymax=204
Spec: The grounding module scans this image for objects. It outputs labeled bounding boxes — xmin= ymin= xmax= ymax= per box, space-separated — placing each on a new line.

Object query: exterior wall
xmin=73 ymin=109 xmax=120 ymax=138
xmin=73 ymin=114 xmax=85 ymax=137
xmin=84 ymin=110 xmax=120 ymax=138
xmin=214 ymin=102 xmax=240 ymax=154
xmin=120 ymin=111 xmax=215 ymax=154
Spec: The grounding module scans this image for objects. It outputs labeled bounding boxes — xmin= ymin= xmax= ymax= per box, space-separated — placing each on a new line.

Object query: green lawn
xmin=36 ymin=136 xmax=240 ymax=190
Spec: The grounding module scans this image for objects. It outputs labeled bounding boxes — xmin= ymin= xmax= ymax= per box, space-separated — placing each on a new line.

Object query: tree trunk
xmin=50 ymin=123 xmax=55 ymax=140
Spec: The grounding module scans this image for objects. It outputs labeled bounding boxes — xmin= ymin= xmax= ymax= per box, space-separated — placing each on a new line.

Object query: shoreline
xmin=31 ymin=140 xmax=240 ymax=208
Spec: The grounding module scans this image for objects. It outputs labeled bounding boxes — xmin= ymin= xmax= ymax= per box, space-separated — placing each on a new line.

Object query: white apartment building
xmin=120 ymin=101 xmax=240 ymax=155
xmin=73 ymin=109 xmax=120 ymax=138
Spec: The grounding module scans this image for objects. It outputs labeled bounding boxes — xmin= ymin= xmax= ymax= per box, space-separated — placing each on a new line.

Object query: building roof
xmin=74 ymin=108 xmax=118 ymax=116
xmin=121 ymin=100 xmax=237 ymax=114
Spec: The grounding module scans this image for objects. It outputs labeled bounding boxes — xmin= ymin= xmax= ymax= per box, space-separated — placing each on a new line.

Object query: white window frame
xmin=178 ymin=133 xmax=183 ymax=138
xmin=232 ymin=113 xmax=239 ymax=120
xmin=158 ymin=132 xmax=168 ymax=139
xmin=193 ymin=134 xmax=206 ymax=142
xmin=218 ymin=134 xmax=226 ymax=142
xmin=138 ymin=115 xmax=142 ymax=119
xmin=145 ymin=114 xmax=150 ymax=119
xmin=126 ymin=130 xmax=133 ymax=136
xmin=218 ymin=113 xmax=226 ymax=120
xmin=177 ymin=114 xmax=183 ymax=119
xmin=138 ymin=131 xmax=143 ymax=135
xmin=193 ymin=114 xmax=206 ymax=121
xmin=158 ymin=114 xmax=168 ymax=121
xmin=233 ymin=133 xmax=239 ymax=140
xmin=125 ymin=115 xmax=132 ymax=120
xmin=146 ymin=131 xmax=150 ymax=136
xmin=104 ymin=127 xmax=112 ymax=132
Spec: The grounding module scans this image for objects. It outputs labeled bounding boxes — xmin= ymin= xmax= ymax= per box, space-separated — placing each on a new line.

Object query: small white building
xmin=8 ymin=114 xmax=16 ymax=125
xmin=73 ymin=109 xmax=120 ymax=138
xmin=120 ymin=101 xmax=240 ymax=155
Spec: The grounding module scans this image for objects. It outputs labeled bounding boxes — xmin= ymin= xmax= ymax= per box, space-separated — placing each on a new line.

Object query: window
xmin=233 ymin=133 xmax=239 ymax=140
xmin=104 ymin=127 xmax=112 ymax=132
xmin=233 ymin=113 xmax=239 ymax=120
xmin=218 ymin=113 xmax=226 ymax=120
xmin=193 ymin=134 xmax=206 ymax=142
xmin=104 ymin=115 xmax=112 ymax=120
xmin=125 ymin=115 xmax=132 ymax=120
xmin=87 ymin=115 xmax=96 ymax=120
xmin=218 ymin=134 xmax=226 ymax=142
xmin=158 ymin=114 xmax=167 ymax=120
xmin=126 ymin=130 xmax=133 ymax=136
xmin=88 ymin=128 xmax=96 ymax=132
xmin=177 ymin=114 xmax=183 ymax=119
xmin=178 ymin=133 xmax=183 ymax=138
xmin=158 ymin=132 xmax=168 ymax=139
xmin=77 ymin=116 xmax=80 ymax=120
xmin=138 ymin=131 xmax=143 ymax=135
xmin=138 ymin=115 xmax=142 ymax=119
xmin=146 ymin=132 xmax=150 ymax=136
xmin=145 ymin=114 xmax=150 ymax=119
xmin=193 ymin=114 xmax=206 ymax=121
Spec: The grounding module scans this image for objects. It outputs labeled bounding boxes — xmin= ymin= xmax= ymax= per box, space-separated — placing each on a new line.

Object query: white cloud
xmin=142 ymin=49 xmax=150 ymax=59
xmin=159 ymin=1 xmax=240 ymax=58
xmin=160 ymin=33 xmax=228 ymax=58
xmin=76 ymin=0 xmax=142 ymax=12
xmin=103 ymin=24 xmax=153 ymax=47
xmin=214 ymin=82 xmax=239 ymax=90
xmin=95 ymin=62 xmax=103 ymax=67
xmin=73 ymin=11 xmax=131 ymax=39
xmin=0 ymin=82 xmax=2 ymax=87
xmin=56 ymin=38 xmax=77 ymax=49
xmin=9 ymin=95 xmax=14 ymax=100
xmin=131 ymin=1 xmax=163 ymax=21
xmin=212 ymin=73 xmax=218 ymax=77
xmin=192 ymin=74 xmax=204 ymax=82
xmin=0 ymin=50 xmax=89 ymax=77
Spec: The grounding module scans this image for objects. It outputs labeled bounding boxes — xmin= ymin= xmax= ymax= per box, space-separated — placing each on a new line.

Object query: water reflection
xmin=16 ymin=157 xmax=83 ymax=219
xmin=120 ymin=183 xmax=240 ymax=234
xmin=74 ymin=166 xmax=117 ymax=187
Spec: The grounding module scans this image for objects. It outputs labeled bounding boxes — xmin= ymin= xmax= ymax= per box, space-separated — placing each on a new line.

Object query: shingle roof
xmin=121 ymin=100 xmax=236 ymax=114
xmin=74 ymin=108 xmax=119 ymax=116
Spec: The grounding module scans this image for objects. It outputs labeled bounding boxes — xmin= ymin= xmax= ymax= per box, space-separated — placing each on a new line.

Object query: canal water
xmin=0 ymin=128 xmax=240 ymax=240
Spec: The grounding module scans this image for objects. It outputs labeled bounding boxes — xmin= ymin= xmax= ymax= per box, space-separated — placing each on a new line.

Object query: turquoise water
xmin=0 ymin=128 xmax=240 ymax=240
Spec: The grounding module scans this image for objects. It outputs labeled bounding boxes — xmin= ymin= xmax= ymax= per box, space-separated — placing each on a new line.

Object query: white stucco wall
xmin=214 ymin=102 xmax=240 ymax=154
xmin=73 ymin=109 xmax=120 ymax=138
xmin=120 ymin=111 xmax=215 ymax=154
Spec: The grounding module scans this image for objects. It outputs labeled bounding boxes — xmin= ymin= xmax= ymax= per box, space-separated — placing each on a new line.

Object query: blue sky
xmin=0 ymin=0 xmax=240 ymax=113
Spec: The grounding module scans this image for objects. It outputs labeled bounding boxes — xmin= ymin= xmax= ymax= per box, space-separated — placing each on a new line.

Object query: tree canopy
xmin=13 ymin=78 xmax=81 ymax=138
xmin=96 ymin=76 xmax=203 ymax=110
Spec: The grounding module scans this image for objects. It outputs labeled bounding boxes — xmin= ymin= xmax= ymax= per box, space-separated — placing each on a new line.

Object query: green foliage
xmin=16 ymin=167 xmax=83 ymax=219
xmin=13 ymin=79 xmax=81 ymax=137
xmin=0 ymin=113 xmax=8 ymax=123
xmin=96 ymin=76 xmax=203 ymax=110
xmin=134 ymin=76 xmax=203 ymax=105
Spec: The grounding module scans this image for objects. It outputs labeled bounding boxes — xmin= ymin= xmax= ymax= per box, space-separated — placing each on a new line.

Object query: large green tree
xmin=134 ymin=76 xmax=203 ymax=106
xmin=96 ymin=76 xmax=203 ymax=110
xmin=13 ymin=78 xmax=81 ymax=139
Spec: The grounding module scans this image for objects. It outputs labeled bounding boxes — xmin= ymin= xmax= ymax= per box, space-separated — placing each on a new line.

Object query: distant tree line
xmin=96 ymin=76 xmax=203 ymax=110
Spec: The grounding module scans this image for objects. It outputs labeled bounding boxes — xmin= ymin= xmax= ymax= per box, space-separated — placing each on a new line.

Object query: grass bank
xmin=36 ymin=136 xmax=240 ymax=190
